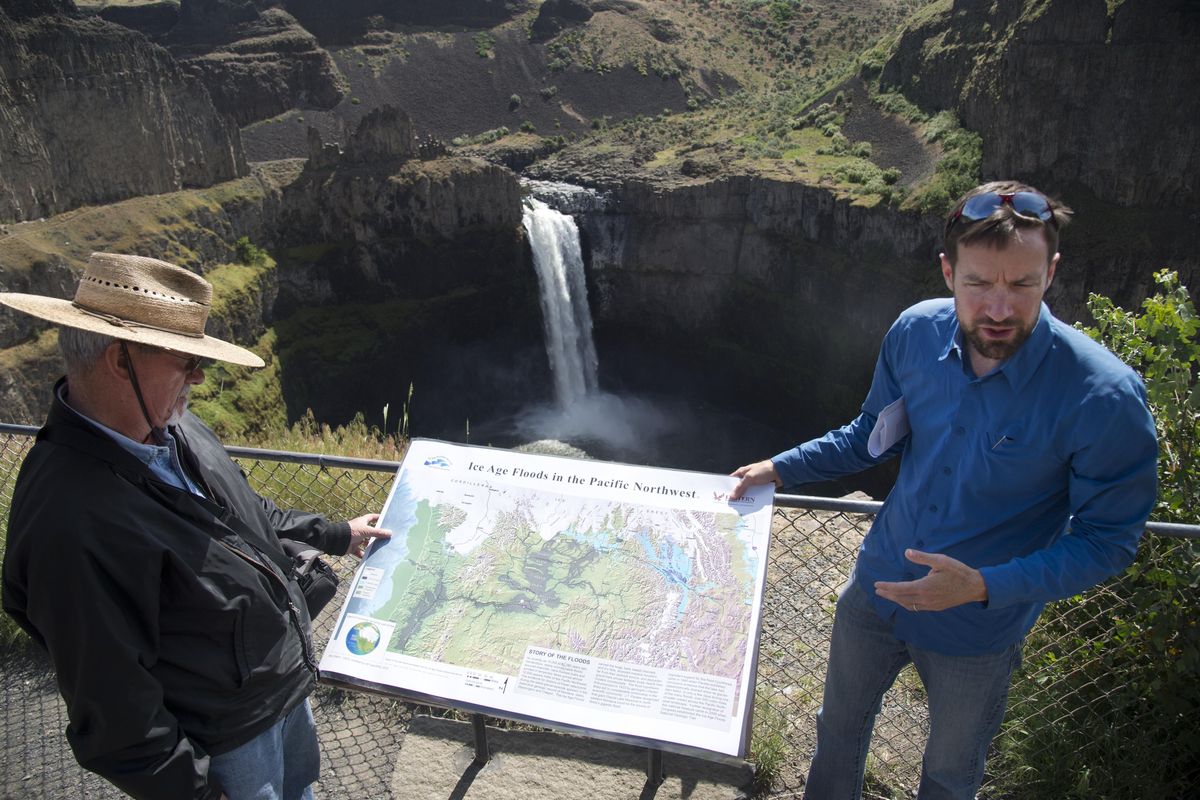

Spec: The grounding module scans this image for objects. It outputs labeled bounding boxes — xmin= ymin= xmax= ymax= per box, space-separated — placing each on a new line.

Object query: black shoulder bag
xmin=279 ymin=539 xmax=339 ymax=618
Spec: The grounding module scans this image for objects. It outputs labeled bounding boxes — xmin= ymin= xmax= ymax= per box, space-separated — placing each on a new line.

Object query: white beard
xmin=165 ymin=391 xmax=190 ymax=427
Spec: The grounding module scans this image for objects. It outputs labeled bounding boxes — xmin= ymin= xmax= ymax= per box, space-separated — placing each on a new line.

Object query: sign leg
xmin=645 ymin=747 xmax=665 ymax=786
xmin=472 ymin=714 xmax=490 ymax=765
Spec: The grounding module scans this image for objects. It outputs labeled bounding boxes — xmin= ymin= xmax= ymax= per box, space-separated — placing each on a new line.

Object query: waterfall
xmin=521 ymin=195 xmax=600 ymax=408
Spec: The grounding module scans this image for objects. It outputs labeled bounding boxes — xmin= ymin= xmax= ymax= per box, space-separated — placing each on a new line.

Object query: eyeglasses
xmin=947 ymin=191 xmax=1055 ymax=234
xmin=157 ymin=348 xmax=208 ymax=373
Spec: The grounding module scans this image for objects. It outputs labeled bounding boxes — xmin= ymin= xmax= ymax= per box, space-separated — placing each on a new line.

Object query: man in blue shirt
xmin=731 ymin=181 xmax=1158 ymax=799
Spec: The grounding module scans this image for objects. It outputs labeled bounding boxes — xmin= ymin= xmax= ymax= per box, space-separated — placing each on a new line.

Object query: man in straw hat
xmin=1 ymin=252 xmax=391 ymax=800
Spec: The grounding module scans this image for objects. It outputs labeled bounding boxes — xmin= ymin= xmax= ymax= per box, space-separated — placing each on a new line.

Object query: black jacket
xmin=2 ymin=381 xmax=350 ymax=800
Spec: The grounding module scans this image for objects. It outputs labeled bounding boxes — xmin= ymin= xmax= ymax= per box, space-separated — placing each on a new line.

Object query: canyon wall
xmin=578 ymin=178 xmax=941 ymax=441
xmin=284 ymin=0 xmax=527 ymax=43
xmin=0 ymin=0 xmax=245 ymax=223
xmin=271 ymin=108 xmax=543 ymax=434
xmin=0 ymin=107 xmax=541 ymax=433
xmin=880 ymin=0 xmax=1199 ymax=207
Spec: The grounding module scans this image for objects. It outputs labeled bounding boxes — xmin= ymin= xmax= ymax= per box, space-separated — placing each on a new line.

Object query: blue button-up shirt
xmin=772 ymin=299 xmax=1157 ymax=655
xmin=57 ymin=384 xmax=207 ymax=498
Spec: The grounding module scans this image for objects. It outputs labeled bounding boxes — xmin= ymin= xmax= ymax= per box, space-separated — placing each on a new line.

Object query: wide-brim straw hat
xmin=0 ymin=252 xmax=265 ymax=368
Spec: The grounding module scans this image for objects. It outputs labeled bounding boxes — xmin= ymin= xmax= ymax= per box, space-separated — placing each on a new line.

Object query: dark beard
xmin=964 ymin=322 xmax=1032 ymax=362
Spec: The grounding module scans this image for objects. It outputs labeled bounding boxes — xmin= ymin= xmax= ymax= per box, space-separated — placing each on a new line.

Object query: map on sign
xmin=319 ymin=439 xmax=775 ymax=758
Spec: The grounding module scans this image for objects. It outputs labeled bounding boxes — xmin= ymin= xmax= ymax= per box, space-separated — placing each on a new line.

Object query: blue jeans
xmin=209 ymin=698 xmax=320 ymax=800
xmin=805 ymin=579 xmax=1021 ymax=800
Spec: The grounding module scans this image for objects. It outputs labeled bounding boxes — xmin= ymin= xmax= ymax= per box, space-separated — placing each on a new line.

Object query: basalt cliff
xmin=0 ymin=0 xmax=245 ymax=223
xmin=880 ymin=0 xmax=1199 ymax=207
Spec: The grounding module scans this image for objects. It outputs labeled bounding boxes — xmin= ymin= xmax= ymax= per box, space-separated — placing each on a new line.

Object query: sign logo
xmin=345 ymin=622 xmax=382 ymax=655
xmin=713 ymin=491 xmax=755 ymax=505
xmin=423 ymin=456 xmax=452 ymax=469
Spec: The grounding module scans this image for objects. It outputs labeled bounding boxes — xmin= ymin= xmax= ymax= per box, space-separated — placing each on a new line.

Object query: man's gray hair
xmin=58 ymin=327 xmax=117 ymax=374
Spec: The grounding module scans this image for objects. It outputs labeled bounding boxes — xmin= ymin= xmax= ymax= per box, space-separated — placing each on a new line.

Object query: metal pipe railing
xmin=2 ymin=422 xmax=1196 ymax=537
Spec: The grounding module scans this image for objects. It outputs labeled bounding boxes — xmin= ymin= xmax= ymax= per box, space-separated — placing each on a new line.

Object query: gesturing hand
xmin=874 ymin=549 xmax=988 ymax=612
xmin=347 ymin=513 xmax=392 ymax=559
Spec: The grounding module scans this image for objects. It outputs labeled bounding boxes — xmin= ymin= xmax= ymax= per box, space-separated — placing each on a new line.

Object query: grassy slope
xmin=0 ymin=170 xmax=280 ymax=282
xmin=468 ymin=0 xmax=970 ymax=210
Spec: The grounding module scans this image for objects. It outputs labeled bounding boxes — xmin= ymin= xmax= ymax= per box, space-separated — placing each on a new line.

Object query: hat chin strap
xmin=120 ymin=341 xmax=166 ymax=445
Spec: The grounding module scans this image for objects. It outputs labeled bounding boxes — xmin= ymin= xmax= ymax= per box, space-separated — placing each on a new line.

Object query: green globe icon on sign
xmin=346 ymin=622 xmax=381 ymax=655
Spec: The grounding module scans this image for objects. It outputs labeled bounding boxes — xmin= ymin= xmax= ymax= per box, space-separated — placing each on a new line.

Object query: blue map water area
xmin=636 ymin=530 xmax=697 ymax=621
xmin=737 ymin=519 xmax=761 ymax=605
xmin=563 ymin=524 xmax=623 ymax=554
xmin=347 ymin=474 xmax=418 ymax=618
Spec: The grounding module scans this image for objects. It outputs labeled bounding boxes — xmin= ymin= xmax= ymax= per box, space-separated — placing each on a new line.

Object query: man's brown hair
xmin=943 ymin=180 xmax=1073 ymax=268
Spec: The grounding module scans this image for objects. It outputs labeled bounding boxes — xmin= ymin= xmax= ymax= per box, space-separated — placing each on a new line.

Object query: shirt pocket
xmin=985 ymin=423 xmax=1024 ymax=454
xmin=975 ymin=423 xmax=1061 ymax=494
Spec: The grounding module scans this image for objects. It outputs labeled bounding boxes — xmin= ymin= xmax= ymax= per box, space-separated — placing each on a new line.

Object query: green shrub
xmin=234 ymin=236 xmax=268 ymax=267
xmin=1084 ymin=270 xmax=1200 ymax=520
xmin=992 ymin=271 xmax=1200 ymax=798
xmin=473 ymin=31 xmax=494 ymax=58
xmin=451 ymin=126 xmax=510 ymax=147
xmin=903 ymin=111 xmax=981 ymax=215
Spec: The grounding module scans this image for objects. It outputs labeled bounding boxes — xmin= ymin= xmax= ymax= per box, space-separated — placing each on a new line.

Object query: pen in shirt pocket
xmin=991 ymin=434 xmax=1014 ymax=450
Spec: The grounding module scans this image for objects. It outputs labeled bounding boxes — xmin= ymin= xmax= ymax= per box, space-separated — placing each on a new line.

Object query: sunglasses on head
xmin=947 ymin=191 xmax=1055 ymax=234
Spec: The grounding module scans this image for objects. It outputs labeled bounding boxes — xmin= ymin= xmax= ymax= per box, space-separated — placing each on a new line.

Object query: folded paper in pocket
xmin=868 ymin=397 xmax=910 ymax=458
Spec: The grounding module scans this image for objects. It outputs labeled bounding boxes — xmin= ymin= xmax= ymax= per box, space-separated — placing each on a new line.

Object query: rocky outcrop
xmin=254 ymin=108 xmax=544 ymax=433
xmin=530 ymin=0 xmax=592 ymax=43
xmin=880 ymin=0 xmax=1200 ymax=207
xmin=0 ymin=330 xmax=64 ymax=424
xmin=458 ymin=133 xmax=568 ymax=173
xmin=171 ymin=0 xmax=273 ymax=41
xmin=342 ymin=104 xmax=417 ymax=165
xmin=0 ymin=2 xmax=245 ymax=223
xmin=284 ymin=0 xmax=527 ymax=43
xmin=167 ymin=3 xmax=344 ymax=126
xmin=278 ymin=107 xmax=524 ymax=311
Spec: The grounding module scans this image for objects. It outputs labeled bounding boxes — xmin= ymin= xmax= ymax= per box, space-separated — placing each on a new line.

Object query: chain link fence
xmin=1 ymin=425 xmax=1196 ymax=799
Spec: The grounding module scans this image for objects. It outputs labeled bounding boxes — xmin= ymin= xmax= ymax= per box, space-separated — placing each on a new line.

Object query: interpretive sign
xmin=319 ymin=439 xmax=775 ymax=758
